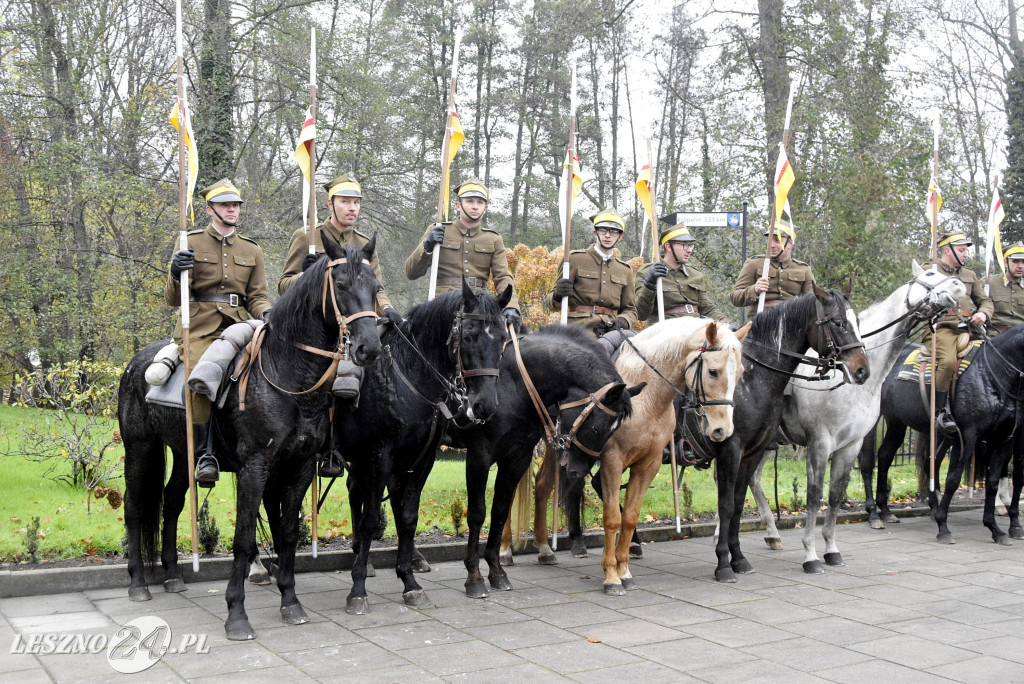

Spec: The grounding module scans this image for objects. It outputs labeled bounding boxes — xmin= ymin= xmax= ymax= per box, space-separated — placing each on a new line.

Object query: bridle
xmin=447 ymin=308 xmax=502 ymax=400
xmin=860 ymin=272 xmax=962 ymax=340
xmin=236 ymin=256 xmax=378 ymax=409
xmin=508 ymin=324 xmax=623 ymax=463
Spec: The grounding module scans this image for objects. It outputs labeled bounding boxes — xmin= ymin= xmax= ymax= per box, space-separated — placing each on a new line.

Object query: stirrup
xmin=319 ymin=451 xmax=344 ymax=478
xmin=196 ymin=454 xmax=220 ymax=488
xmin=936 ymin=411 xmax=957 ymax=437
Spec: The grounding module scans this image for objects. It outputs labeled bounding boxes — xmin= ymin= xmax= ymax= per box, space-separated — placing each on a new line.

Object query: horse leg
xmin=713 ymin=443 xmax=741 ymax=582
xmin=224 ymin=465 xmax=268 ymax=640
xmin=391 ymin=471 xmax=430 ymax=607
xmin=801 ymin=439 xmax=831 ymax=574
xmin=346 ymin=472 xmax=385 ymax=615
xmin=268 ymin=463 xmax=314 ymax=625
xmin=873 ymin=423 xmax=906 ymax=526
xmin=499 ymin=516 xmax=513 ymax=566
xmin=248 ymin=541 xmax=271 ymax=585
xmin=859 ymin=424 xmax=880 ymax=526
xmin=980 ymin=439 xmax=1011 ymax=545
xmin=566 ymin=472 xmax=589 ymax=558
xmin=346 ymin=473 xmax=375 ymax=578
xmin=1009 ymin=433 xmax=1024 ymax=539
xmin=727 ymin=451 xmax=759 ymax=576
xmin=616 ymin=457 xmax=660 ymax=592
xmin=160 ymin=448 xmax=190 ymax=594
xmin=124 ymin=435 xmax=167 ymax=602
xmin=599 ymin=458 xmax=626 ymax=595
xmin=822 ymin=443 xmax=858 ymax=568
xmin=464 ymin=448 xmax=491 ymax=598
xmin=748 ymin=451 xmax=782 ymax=550
xmin=484 ymin=454 xmax=530 ymax=593
xmin=996 ymin=445 xmax=1012 ymax=516
xmin=934 ymin=432 xmax=973 ymax=544
xmin=533 ymin=448 xmax=557 ymax=564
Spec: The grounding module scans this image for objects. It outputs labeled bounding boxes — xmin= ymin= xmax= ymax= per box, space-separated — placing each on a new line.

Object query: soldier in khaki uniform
xmin=545 ymin=209 xmax=638 ymax=335
xmin=985 ymin=242 xmax=1024 ymax=334
xmin=278 ymin=173 xmax=393 ymax=314
xmin=924 ymin=231 xmax=994 ymax=433
xmin=167 ymin=179 xmax=273 ymax=486
xmin=730 ymin=219 xmax=815 ymax=318
xmin=405 ymin=178 xmax=520 ymax=328
xmin=635 ymin=222 xmax=727 ymax=323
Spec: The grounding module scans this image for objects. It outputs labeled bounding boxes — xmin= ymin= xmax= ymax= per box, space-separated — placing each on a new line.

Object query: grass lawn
xmin=0 ymin=404 xmax=927 ymax=562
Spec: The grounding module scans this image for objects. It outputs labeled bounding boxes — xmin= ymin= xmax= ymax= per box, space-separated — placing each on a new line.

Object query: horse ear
xmin=912 ymin=259 xmax=924 ymax=276
xmin=733 ymin=321 xmax=752 ymax=341
xmin=362 ymin=232 xmax=378 ymax=261
xmin=462 ymin=275 xmax=475 ymax=306
xmin=497 ymin=284 xmax=514 ymax=309
xmin=705 ymin=321 xmax=719 ymax=346
xmin=627 ymin=382 xmax=647 ymax=398
xmin=321 ymin=230 xmax=344 ymax=261
xmin=812 ymin=281 xmax=830 ymax=302
xmin=842 ymin=275 xmax=854 ymax=295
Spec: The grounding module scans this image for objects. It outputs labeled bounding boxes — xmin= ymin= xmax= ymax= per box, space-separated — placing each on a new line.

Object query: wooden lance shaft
xmin=429 ymin=31 xmax=462 ymax=301
xmin=758 ymin=81 xmax=795 ymax=314
xmin=929 ymin=122 xmax=940 ymax=495
xmin=307 ymin=43 xmax=319 ymax=557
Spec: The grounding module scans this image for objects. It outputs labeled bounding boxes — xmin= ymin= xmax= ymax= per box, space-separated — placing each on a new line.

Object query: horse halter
xmin=810 ymin=297 xmax=864 ymax=371
xmin=446 ymin=307 xmax=504 ymax=413
xmin=681 ymin=342 xmax=735 ymax=435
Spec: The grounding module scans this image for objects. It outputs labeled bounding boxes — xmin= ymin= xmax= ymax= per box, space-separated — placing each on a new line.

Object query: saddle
xmin=895 ymin=337 xmax=982 ymax=386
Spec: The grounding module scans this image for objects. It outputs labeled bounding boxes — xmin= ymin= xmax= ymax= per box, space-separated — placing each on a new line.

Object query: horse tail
xmin=508 ymin=448 xmax=538 ymax=552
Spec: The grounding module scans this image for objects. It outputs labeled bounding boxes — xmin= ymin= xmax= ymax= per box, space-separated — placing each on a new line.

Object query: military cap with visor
xmin=456 ymin=178 xmax=489 ymax=201
xmin=1004 ymin=242 xmax=1024 ymax=260
xmin=201 ymin=178 xmax=243 ymax=204
xmin=764 ymin=217 xmax=796 ymax=241
xmin=323 ymin=173 xmax=362 ymax=199
xmin=659 ymin=220 xmax=695 ymax=245
xmin=937 ymin=231 xmax=972 ymax=248
xmin=590 ymin=209 xmax=626 ymax=233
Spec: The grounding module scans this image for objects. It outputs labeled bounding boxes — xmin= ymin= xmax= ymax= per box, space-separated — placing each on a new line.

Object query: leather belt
xmin=665 ymin=304 xmax=698 ymax=315
xmin=572 ymin=305 xmax=615 ymax=316
xmin=190 ymin=293 xmax=244 ymax=307
xmin=437 ymin=276 xmax=481 ymax=288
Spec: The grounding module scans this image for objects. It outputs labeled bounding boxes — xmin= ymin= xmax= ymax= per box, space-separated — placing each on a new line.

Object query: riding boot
xmin=934 ymin=390 xmax=957 ymax=436
xmin=319 ymin=449 xmax=344 ymax=478
xmin=193 ymin=420 xmax=219 ymax=488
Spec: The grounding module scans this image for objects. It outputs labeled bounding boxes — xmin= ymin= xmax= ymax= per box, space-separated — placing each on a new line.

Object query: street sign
xmin=660 ymin=211 xmax=745 ymax=228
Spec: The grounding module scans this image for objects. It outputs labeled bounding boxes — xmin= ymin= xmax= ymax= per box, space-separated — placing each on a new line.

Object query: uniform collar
xmin=771 ymin=253 xmax=792 ymax=267
xmin=455 ymin=218 xmax=479 ymax=237
xmin=591 ymin=244 xmax=615 ymax=262
xmin=322 ymin=216 xmax=351 ymax=242
xmin=206 ymin=223 xmax=236 ymax=244
xmin=937 ymin=260 xmax=961 ymax=275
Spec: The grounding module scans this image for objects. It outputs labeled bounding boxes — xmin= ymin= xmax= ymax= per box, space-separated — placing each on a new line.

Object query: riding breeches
xmin=921 ymin=327 xmax=959 ymax=393
xmin=177 ymin=332 xmax=220 ymax=424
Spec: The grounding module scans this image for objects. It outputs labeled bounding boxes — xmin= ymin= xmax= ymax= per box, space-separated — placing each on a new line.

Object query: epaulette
xmin=353 ymin=228 xmax=371 ymax=241
xmin=793 ymin=258 xmax=809 ymax=266
xmin=481 ymin=226 xmax=499 ymax=234
xmin=239 ymin=235 xmax=260 ymax=246
xmin=570 ymin=248 xmax=587 ymax=254
xmin=613 ymin=256 xmax=631 ymax=267
xmin=187 ymin=228 xmax=205 ymax=235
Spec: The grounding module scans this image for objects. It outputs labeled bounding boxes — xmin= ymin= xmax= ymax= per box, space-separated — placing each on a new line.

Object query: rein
xmin=861 ymin=273 xmax=961 ymax=338
xmin=507 ymin=323 xmax=620 ymax=462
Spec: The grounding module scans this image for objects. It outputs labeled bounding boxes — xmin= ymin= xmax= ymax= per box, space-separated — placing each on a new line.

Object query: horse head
xmin=322 ymin=230 xmax=382 ymax=367
xmin=561 ymin=381 xmax=646 ymax=483
xmin=453 ymin=278 xmax=513 ymax=422
xmin=811 ymin=283 xmax=870 ymax=385
xmin=683 ymin=320 xmax=749 ymax=442
xmin=909 ymin=260 xmax=967 ymax=316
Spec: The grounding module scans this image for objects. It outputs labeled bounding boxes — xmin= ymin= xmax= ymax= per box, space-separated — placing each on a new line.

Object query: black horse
xmin=683 ymin=286 xmax=871 ymax=581
xmin=121 ymin=234 xmax=381 ymax=640
xmin=865 ymin=326 xmax=1024 ymax=544
xmin=337 ymin=281 xmax=512 ymax=615
xmin=449 ymin=324 xmax=644 ymax=598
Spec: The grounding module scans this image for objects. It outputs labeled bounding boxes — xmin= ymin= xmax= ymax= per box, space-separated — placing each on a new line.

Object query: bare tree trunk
xmin=759 ymin=0 xmax=790 ymax=201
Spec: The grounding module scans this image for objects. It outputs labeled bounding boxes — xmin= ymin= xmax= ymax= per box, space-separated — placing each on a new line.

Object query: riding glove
xmin=301 ymin=253 xmax=320 ymax=272
xmin=423 ymin=223 xmax=446 ymax=253
xmin=643 ymin=262 xmax=669 ymax=290
xmin=552 ymin=278 xmax=574 ymax=303
xmin=170 ymin=249 xmax=195 ymax=281
xmin=503 ymin=307 xmax=522 ymax=332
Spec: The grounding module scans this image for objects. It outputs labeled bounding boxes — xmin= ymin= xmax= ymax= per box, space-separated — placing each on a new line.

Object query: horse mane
xmin=749 ymin=292 xmax=827 ymax=341
xmin=615 ymin=318 xmax=739 ymax=384
xmin=388 ymin=287 xmax=504 ymax=368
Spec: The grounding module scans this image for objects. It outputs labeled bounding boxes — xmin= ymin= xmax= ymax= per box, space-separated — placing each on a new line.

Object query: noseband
xmin=444 ymin=307 xmax=504 ymax=423
xmin=681 ymin=342 xmax=736 ymax=435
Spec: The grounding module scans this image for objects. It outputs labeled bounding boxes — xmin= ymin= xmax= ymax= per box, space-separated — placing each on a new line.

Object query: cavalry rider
xmin=404 ymin=177 xmax=521 ymax=329
xmin=985 ymin=242 xmax=1024 ymax=335
xmin=545 ymin=208 xmax=638 ymax=336
xmin=166 ymin=179 xmax=273 ymax=487
xmin=635 ymin=221 xmax=728 ymax=324
xmin=925 ymin=230 xmax=993 ymax=434
xmin=730 ymin=217 xmax=815 ymax=318
xmin=278 ymin=172 xmax=393 ymax=311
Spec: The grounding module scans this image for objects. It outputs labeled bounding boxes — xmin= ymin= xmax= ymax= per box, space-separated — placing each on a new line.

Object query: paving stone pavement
xmin=3 ymin=508 xmax=1023 ymax=682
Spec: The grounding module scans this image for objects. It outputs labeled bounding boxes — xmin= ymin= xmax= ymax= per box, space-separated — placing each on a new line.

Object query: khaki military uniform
xmin=985 ymin=275 xmax=1024 ymax=334
xmin=730 ymin=255 xmax=815 ymax=318
xmin=165 ymin=224 xmax=272 ymax=421
xmin=635 ymin=262 xmax=727 ymax=323
xmin=405 ymin=218 xmax=519 ymax=309
xmin=544 ymin=245 xmax=638 ymax=335
xmin=921 ymin=261 xmax=993 ymax=391
xmin=278 ymin=218 xmax=392 ymax=311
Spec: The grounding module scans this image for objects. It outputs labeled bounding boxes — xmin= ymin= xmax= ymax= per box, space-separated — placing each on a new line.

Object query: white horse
xmin=748 ymin=262 xmax=966 ymax=572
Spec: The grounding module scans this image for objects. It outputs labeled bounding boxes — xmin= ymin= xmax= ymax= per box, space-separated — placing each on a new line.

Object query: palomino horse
xmin=745 ymin=264 xmax=964 ymax=571
xmin=684 ymin=286 xmax=871 ymax=582
xmin=448 ymin=324 xmax=644 ymax=598
xmin=121 ymin=235 xmax=381 ymax=640
xmin=865 ymin=324 xmax=1024 ymax=545
xmin=532 ymin=317 xmax=750 ymax=595
xmin=336 ymin=282 xmax=512 ymax=615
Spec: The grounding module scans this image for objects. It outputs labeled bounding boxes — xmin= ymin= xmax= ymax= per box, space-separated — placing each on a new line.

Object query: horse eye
xmin=708 ymin=368 xmax=719 ymax=378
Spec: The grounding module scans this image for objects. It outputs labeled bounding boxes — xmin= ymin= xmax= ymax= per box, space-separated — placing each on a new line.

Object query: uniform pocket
xmin=472 ymin=243 xmax=495 ymax=269
xmin=233 ymin=254 xmax=255 ymax=283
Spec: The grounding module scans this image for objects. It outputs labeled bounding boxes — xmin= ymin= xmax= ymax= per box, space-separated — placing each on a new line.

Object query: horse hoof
xmin=764 ymin=536 xmax=783 ymax=550
xmin=403 ymin=589 xmax=430 ymax=607
xmin=936 ymin=532 xmax=955 ymax=545
xmin=538 ymin=552 xmax=558 ymax=565
xmin=802 ymin=560 xmax=825 ymax=574
xmin=824 ymin=552 xmax=845 ymax=567
xmin=882 ymin=513 xmax=900 ymax=524
xmin=995 ymin=534 xmax=1012 ymax=546
xmin=465 ymin=580 xmax=489 ymax=599
xmin=488 ymin=575 xmax=513 ymax=592
xmin=224 ymin=619 xmax=256 ymax=641
xmin=572 ymin=540 xmax=588 ymax=558
xmin=1010 ymin=526 xmax=1024 ymax=540
xmin=629 ymin=543 xmax=643 ymax=559
xmin=621 ymin=577 xmax=638 ymax=591
xmin=498 ymin=552 xmax=514 ymax=567
xmin=603 ymin=583 xmax=626 ymax=596
xmin=411 ymin=557 xmax=432 ymax=573
xmin=346 ymin=597 xmax=370 ymax=615
xmin=715 ymin=568 xmax=737 ymax=583
xmin=869 ymin=519 xmax=886 ymax=530
xmin=996 ymin=505 xmax=1009 ymax=517
xmin=128 ymin=586 xmax=152 ymax=602
xmin=731 ymin=558 xmax=755 ymax=574
xmin=365 ymin=561 xmax=376 ymax=578
xmin=163 ymin=578 xmax=187 ymax=593
xmin=280 ymin=603 xmax=309 ymax=625
xmin=248 ymin=571 xmax=271 ymax=586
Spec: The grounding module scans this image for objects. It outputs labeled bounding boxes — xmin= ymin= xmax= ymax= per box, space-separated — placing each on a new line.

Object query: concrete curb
xmin=0 ymin=502 xmax=980 ymax=599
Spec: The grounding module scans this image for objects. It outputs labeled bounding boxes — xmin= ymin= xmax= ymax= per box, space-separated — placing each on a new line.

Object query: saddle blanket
xmin=896 ymin=340 xmax=983 ymax=385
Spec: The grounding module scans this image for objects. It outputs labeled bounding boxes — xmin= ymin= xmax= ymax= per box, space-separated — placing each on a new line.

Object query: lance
xmin=428 ymin=28 xmax=463 ymax=300
xmin=307 ymin=27 xmax=320 ymax=558
xmin=984 ymin=174 xmax=1001 ymax=298
xmin=929 ymin=114 xmax=940 ymax=494
xmin=175 ymin=0 xmax=201 ymax=574
xmin=757 ymin=80 xmax=795 ymax=314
